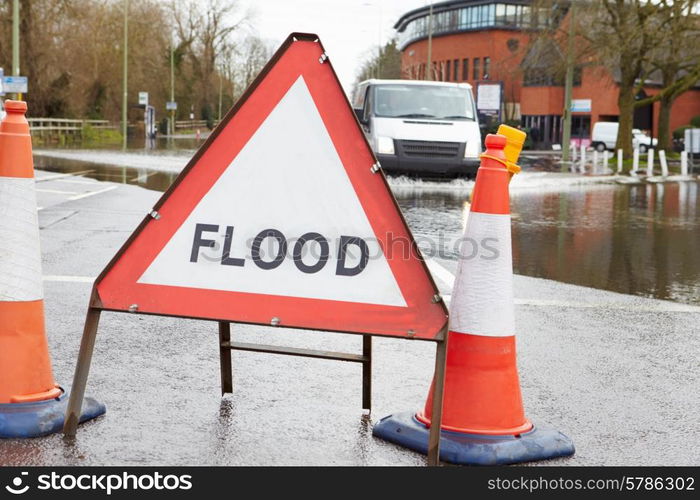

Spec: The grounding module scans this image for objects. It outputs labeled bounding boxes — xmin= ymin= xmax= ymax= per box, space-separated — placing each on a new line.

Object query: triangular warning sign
xmin=95 ymin=33 xmax=447 ymax=339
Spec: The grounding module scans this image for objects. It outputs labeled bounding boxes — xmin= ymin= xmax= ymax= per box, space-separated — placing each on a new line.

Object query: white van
xmin=591 ymin=121 xmax=657 ymax=152
xmin=353 ymin=79 xmax=481 ymax=178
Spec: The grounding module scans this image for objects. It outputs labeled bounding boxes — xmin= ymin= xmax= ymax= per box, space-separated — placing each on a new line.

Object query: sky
xmin=238 ymin=0 xmax=429 ymax=92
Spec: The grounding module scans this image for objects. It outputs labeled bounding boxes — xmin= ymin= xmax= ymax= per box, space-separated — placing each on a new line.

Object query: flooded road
xmin=11 ymin=148 xmax=699 ymax=467
xmin=395 ymin=183 xmax=700 ymax=306
xmin=33 ymin=150 xmax=700 ymax=306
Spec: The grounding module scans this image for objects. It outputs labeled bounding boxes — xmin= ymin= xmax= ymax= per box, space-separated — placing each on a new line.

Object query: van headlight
xmin=464 ymin=140 xmax=480 ymax=159
xmin=376 ymin=136 xmax=395 ymax=155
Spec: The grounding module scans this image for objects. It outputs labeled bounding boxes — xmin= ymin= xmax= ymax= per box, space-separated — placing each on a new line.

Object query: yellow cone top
xmin=497 ymin=124 xmax=526 ymax=177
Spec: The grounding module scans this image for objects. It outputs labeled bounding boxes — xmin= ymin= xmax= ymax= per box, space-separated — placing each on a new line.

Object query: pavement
xmin=1 ymin=169 xmax=698 ymax=466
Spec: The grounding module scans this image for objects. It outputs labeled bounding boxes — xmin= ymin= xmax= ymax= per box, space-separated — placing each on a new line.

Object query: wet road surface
xmin=34 ymin=152 xmax=700 ymax=305
xmin=0 ymin=170 xmax=698 ymax=466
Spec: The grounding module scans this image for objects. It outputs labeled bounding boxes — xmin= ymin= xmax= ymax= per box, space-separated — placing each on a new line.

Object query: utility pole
xmin=122 ymin=0 xmax=129 ymax=150
xmin=561 ymin=2 xmax=576 ymax=165
xmin=426 ymin=3 xmax=433 ymax=81
xmin=377 ymin=4 xmax=382 ymax=79
xmin=218 ymin=70 xmax=223 ymax=122
xmin=12 ymin=0 xmax=20 ymax=100
xmin=170 ymin=43 xmax=175 ymax=136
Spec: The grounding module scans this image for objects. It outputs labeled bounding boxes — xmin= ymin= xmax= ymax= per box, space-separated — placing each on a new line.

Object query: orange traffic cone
xmin=0 ymin=100 xmax=105 ymax=438
xmin=374 ymin=133 xmax=575 ymax=464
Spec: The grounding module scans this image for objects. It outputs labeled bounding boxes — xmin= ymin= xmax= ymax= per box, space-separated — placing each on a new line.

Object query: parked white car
xmin=591 ymin=121 xmax=657 ymax=152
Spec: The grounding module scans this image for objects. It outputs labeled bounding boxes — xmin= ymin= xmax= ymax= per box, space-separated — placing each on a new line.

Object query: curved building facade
xmin=394 ymin=0 xmax=700 ymax=148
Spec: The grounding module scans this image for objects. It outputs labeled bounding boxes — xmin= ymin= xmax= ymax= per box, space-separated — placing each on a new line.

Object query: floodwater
xmin=395 ymin=183 xmax=700 ymax=306
xmin=33 ymin=142 xmax=700 ymax=306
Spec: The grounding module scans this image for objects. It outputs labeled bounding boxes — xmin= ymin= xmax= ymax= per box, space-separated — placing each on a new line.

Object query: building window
xmin=483 ymin=57 xmax=491 ymax=79
xmin=572 ymin=115 xmax=591 ymax=139
xmin=462 ymin=59 xmax=469 ymax=81
xmin=473 ymin=57 xmax=480 ymax=80
xmin=453 ymin=59 xmax=459 ymax=80
xmin=445 ymin=60 xmax=451 ymax=81
xmin=396 ymin=2 xmax=546 ymax=50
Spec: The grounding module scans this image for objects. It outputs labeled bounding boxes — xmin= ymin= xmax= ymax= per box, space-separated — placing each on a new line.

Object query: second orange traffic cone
xmin=0 ymin=100 xmax=105 ymax=438
xmin=374 ymin=133 xmax=575 ymax=464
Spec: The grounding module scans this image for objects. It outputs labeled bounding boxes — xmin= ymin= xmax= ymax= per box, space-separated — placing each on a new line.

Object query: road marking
xmin=36 ymin=188 xmax=80 ymax=195
xmin=54 ymin=179 xmax=100 ymax=185
xmin=513 ymin=298 xmax=700 ymax=312
xmin=131 ymin=171 xmax=157 ymax=182
xmin=35 ymin=169 xmax=95 ymax=182
xmin=425 ymin=258 xmax=456 ymax=288
xmin=43 ymin=275 xmax=94 ymax=283
xmin=427 ymin=259 xmax=700 ymax=313
xmin=441 ymin=294 xmax=700 ymax=312
xmin=68 ymin=185 xmax=118 ymax=201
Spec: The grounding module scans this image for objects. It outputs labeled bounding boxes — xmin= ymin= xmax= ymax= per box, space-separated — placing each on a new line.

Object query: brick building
xmin=394 ymin=0 xmax=700 ymax=148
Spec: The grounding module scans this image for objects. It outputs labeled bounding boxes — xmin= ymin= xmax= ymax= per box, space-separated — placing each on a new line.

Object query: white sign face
xmin=686 ymin=128 xmax=700 ymax=153
xmin=138 ymin=91 xmax=149 ymax=106
xmin=138 ymin=77 xmax=407 ymax=307
xmin=166 ymin=101 xmax=177 ymax=111
xmin=3 ymin=76 xmax=27 ymax=93
xmin=571 ymin=99 xmax=592 ymax=112
xmin=477 ymin=83 xmax=501 ymax=111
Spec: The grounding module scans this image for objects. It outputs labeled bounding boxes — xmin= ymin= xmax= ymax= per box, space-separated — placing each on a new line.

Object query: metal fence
xmin=174 ymin=119 xmax=209 ymax=130
xmin=28 ymin=118 xmax=117 ymax=139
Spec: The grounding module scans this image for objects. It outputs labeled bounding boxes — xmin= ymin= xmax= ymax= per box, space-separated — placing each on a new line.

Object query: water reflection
xmin=34 ymin=156 xmax=180 ymax=192
xmin=32 ymin=146 xmax=700 ymax=305
xmin=395 ymin=183 xmax=700 ymax=306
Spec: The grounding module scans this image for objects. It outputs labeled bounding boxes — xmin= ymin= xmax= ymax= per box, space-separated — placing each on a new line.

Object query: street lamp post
xmin=122 ymin=0 xmax=129 ymax=150
xmin=561 ymin=2 xmax=576 ymax=166
xmin=426 ymin=3 xmax=434 ymax=81
xmin=12 ymin=0 xmax=20 ymax=100
xmin=218 ymin=69 xmax=223 ymax=122
xmin=170 ymin=43 xmax=175 ymax=136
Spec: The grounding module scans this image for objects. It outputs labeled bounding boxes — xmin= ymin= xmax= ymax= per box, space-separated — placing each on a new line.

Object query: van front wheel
xmin=594 ymin=142 xmax=606 ymax=152
xmin=639 ymin=144 xmax=648 ymax=153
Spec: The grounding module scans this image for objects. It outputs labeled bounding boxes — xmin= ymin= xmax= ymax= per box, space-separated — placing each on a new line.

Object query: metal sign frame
xmin=63 ymin=33 xmax=449 ymax=466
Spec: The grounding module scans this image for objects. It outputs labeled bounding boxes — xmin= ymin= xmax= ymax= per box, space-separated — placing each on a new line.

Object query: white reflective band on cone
xmin=0 ymin=177 xmax=44 ymax=301
xmin=449 ymin=211 xmax=515 ymax=337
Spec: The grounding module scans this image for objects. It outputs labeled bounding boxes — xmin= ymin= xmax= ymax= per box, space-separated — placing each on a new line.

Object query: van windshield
xmin=373 ymin=84 xmax=475 ymax=120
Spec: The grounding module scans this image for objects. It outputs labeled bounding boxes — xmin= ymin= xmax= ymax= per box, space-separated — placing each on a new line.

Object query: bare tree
xmin=647 ymin=0 xmax=700 ymax=150
xmin=169 ymin=0 xmax=244 ymax=122
xmin=524 ymin=0 xmax=700 ymax=156
xmin=354 ymin=39 xmax=402 ymax=88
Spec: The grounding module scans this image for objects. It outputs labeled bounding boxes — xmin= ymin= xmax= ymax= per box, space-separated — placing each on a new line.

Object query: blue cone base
xmin=373 ymin=411 xmax=575 ymax=465
xmin=0 ymin=392 xmax=106 ymax=438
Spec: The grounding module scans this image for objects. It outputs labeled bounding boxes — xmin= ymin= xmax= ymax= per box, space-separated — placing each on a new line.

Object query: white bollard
xmin=617 ymin=149 xmax=623 ymax=174
xmin=646 ymin=148 xmax=654 ymax=177
xmin=603 ymin=150 xmax=609 ymax=174
xmin=632 ymin=148 xmax=640 ymax=175
xmin=592 ymin=150 xmax=599 ymax=174
xmin=680 ymin=151 xmax=688 ymax=176
xmin=580 ymin=145 xmax=586 ymax=174
xmin=659 ymin=150 xmax=669 ymax=177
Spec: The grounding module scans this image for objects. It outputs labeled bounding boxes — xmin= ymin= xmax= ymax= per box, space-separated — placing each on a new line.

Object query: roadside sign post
xmin=476 ymin=81 xmax=503 ymax=129
xmin=63 ymin=33 xmax=449 ymax=466
xmin=166 ymin=101 xmax=177 ymax=137
xmin=2 ymin=75 xmax=28 ymax=94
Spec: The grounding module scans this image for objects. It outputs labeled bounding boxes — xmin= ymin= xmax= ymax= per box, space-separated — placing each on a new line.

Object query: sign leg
xmin=362 ymin=335 xmax=372 ymax=411
xmin=427 ymin=336 xmax=448 ymax=466
xmin=218 ymin=322 xmax=233 ymax=395
xmin=63 ymin=306 xmax=102 ymax=437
